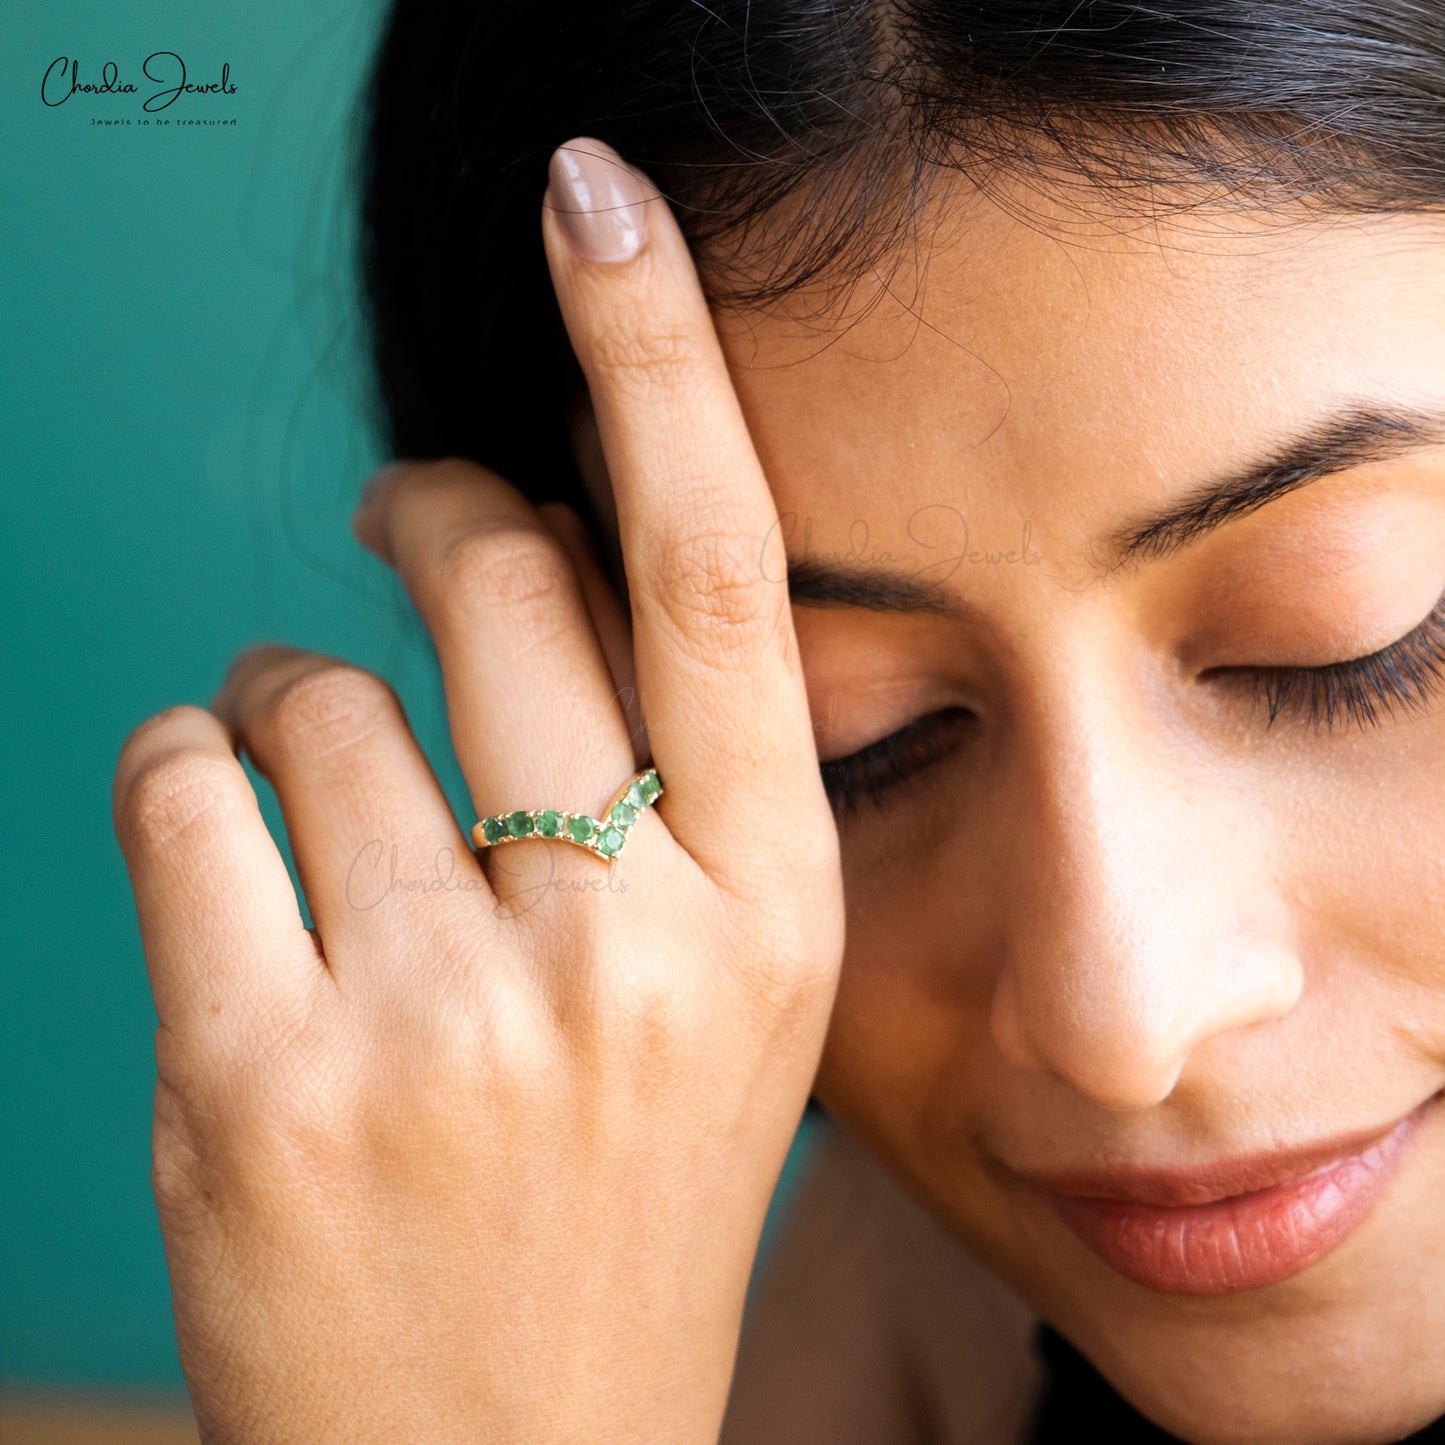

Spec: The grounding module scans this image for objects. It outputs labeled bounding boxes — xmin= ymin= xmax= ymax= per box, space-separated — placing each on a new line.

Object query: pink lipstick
xmin=1025 ymin=1100 xmax=1432 ymax=1295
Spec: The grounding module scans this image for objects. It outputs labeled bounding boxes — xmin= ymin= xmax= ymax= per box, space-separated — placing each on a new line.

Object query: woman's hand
xmin=111 ymin=137 xmax=845 ymax=1445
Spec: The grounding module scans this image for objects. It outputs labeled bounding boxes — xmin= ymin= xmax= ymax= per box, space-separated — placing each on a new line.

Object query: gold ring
xmin=471 ymin=767 xmax=663 ymax=864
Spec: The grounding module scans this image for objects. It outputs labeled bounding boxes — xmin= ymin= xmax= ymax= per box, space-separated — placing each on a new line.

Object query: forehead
xmin=710 ymin=185 xmax=1445 ymax=540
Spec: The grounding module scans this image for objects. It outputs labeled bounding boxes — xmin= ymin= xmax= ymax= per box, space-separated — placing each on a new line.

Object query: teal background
xmin=1 ymin=0 xmax=823 ymax=1393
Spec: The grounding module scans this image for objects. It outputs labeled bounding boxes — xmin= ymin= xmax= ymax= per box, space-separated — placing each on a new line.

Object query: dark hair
xmin=358 ymin=0 xmax=1445 ymax=530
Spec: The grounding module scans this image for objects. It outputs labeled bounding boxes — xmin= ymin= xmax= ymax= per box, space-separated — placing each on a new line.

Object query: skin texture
xmin=111 ymin=139 xmax=846 ymax=1444
xmin=112 ymin=129 xmax=1445 ymax=1442
xmin=572 ymin=181 xmax=1445 ymax=1443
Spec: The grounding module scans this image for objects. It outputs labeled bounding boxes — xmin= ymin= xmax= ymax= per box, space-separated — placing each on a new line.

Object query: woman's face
xmin=578 ymin=179 xmax=1445 ymax=1442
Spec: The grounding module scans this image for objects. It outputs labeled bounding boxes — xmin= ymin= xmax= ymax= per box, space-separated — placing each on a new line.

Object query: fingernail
xmin=547 ymin=137 xmax=648 ymax=263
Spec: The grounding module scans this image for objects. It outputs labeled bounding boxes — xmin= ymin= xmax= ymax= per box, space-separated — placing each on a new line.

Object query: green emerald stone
xmin=567 ymin=815 xmax=595 ymax=843
xmin=505 ymin=810 xmax=534 ymax=838
xmin=536 ymin=809 xmax=562 ymax=837
xmin=610 ymin=801 xmax=637 ymax=827
xmin=625 ymin=781 xmax=647 ymax=809
xmin=640 ymin=771 xmax=661 ymax=802
xmin=598 ymin=826 xmax=626 ymax=856
xmin=481 ymin=816 xmax=506 ymax=845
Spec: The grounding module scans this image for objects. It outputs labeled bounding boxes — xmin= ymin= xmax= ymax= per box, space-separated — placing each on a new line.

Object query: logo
xmin=41 ymin=52 xmax=237 ymax=115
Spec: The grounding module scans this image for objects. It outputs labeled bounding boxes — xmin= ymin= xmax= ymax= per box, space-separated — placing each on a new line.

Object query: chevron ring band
xmin=471 ymin=768 xmax=663 ymax=864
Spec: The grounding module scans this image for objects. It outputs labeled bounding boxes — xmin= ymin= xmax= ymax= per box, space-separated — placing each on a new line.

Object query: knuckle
xmin=737 ymin=945 xmax=835 ymax=1038
xmin=379 ymin=954 xmax=559 ymax=1090
xmin=150 ymin=1068 xmax=217 ymax=1219
xmin=265 ymin=664 xmax=400 ymax=759
xmin=598 ymin=953 xmax=678 ymax=1033
xmin=431 ymin=526 xmax=577 ymax=643
xmin=626 ymin=981 xmax=688 ymax=1069
xmin=570 ymin=956 xmax=689 ymax=1080
xmin=588 ymin=317 xmax=709 ymax=395
xmin=149 ymin=1151 xmax=186 ymax=1215
xmin=153 ymin=1019 xmax=211 ymax=1098
xmin=729 ymin=889 xmax=843 ymax=1022
xmin=451 ymin=972 xmax=558 ymax=1083
xmin=643 ymin=521 xmax=789 ymax=662
xmin=150 ymin=1129 xmax=202 ymax=1219
xmin=117 ymin=746 xmax=242 ymax=850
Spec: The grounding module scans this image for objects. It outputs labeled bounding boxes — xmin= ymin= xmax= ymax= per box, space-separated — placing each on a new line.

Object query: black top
xmin=1026 ymin=1325 xmax=1445 ymax=1443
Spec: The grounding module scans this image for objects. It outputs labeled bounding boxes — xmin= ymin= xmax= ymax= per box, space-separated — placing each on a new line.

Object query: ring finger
xmin=351 ymin=458 xmax=647 ymax=876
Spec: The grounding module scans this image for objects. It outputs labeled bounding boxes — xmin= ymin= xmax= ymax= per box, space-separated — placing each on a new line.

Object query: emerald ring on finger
xmin=471 ymin=768 xmax=663 ymax=864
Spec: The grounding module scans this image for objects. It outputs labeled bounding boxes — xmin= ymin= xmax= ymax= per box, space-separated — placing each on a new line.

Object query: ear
xmin=564 ymin=386 xmax=626 ymax=595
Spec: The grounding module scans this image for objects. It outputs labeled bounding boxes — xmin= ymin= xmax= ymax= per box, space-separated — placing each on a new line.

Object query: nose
xmin=986 ymin=706 xmax=1304 ymax=1113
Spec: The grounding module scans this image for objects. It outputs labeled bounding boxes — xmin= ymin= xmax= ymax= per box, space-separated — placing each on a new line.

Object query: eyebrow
xmin=1100 ymin=402 xmax=1445 ymax=568
xmin=784 ymin=401 xmax=1445 ymax=617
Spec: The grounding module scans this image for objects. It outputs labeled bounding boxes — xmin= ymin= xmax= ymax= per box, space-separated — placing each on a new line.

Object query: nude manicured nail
xmin=547 ymin=137 xmax=648 ymax=263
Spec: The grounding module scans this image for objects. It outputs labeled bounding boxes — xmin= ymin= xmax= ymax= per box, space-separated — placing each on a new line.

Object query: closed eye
xmin=819 ymin=707 xmax=975 ymax=817
xmin=1208 ymin=587 xmax=1445 ymax=731
xmin=820 ymin=589 xmax=1445 ymax=819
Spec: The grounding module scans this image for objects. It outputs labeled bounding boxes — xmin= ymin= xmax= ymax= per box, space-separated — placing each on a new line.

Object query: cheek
xmin=815 ymin=707 xmax=1445 ymax=1127
xmin=816 ymin=814 xmax=999 ymax=1131
xmin=814 ymin=826 xmax=1032 ymax=1285
xmin=1276 ymin=716 xmax=1445 ymax=1059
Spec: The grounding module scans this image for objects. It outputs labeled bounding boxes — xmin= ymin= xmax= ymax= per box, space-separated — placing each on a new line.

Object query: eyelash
xmin=820 ymin=708 xmax=973 ymax=818
xmin=820 ymin=591 xmax=1445 ymax=819
xmin=1224 ymin=588 xmax=1445 ymax=732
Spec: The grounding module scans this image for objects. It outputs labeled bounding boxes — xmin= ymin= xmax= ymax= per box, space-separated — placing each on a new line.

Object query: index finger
xmin=541 ymin=136 xmax=839 ymax=896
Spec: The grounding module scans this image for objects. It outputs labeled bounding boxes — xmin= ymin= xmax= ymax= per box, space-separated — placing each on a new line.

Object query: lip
xmin=1020 ymin=1095 xmax=1437 ymax=1296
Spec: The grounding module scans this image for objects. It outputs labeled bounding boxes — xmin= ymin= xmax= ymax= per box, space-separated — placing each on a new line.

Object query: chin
xmin=906 ymin=1099 xmax=1445 ymax=1445
xmin=1104 ymin=1369 xmax=1445 ymax=1445
xmin=1009 ymin=1162 xmax=1445 ymax=1444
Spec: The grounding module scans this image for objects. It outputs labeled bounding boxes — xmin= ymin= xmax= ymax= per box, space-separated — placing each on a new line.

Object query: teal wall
xmin=2 ymin=0 xmax=825 ymax=1391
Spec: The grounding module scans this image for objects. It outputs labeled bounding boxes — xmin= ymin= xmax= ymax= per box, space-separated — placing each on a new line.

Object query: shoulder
xmin=720 ymin=1112 xmax=1044 ymax=1445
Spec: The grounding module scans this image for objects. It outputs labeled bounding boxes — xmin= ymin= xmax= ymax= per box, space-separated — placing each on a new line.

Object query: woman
xmin=112 ymin=2 xmax=1445 ymax=1441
